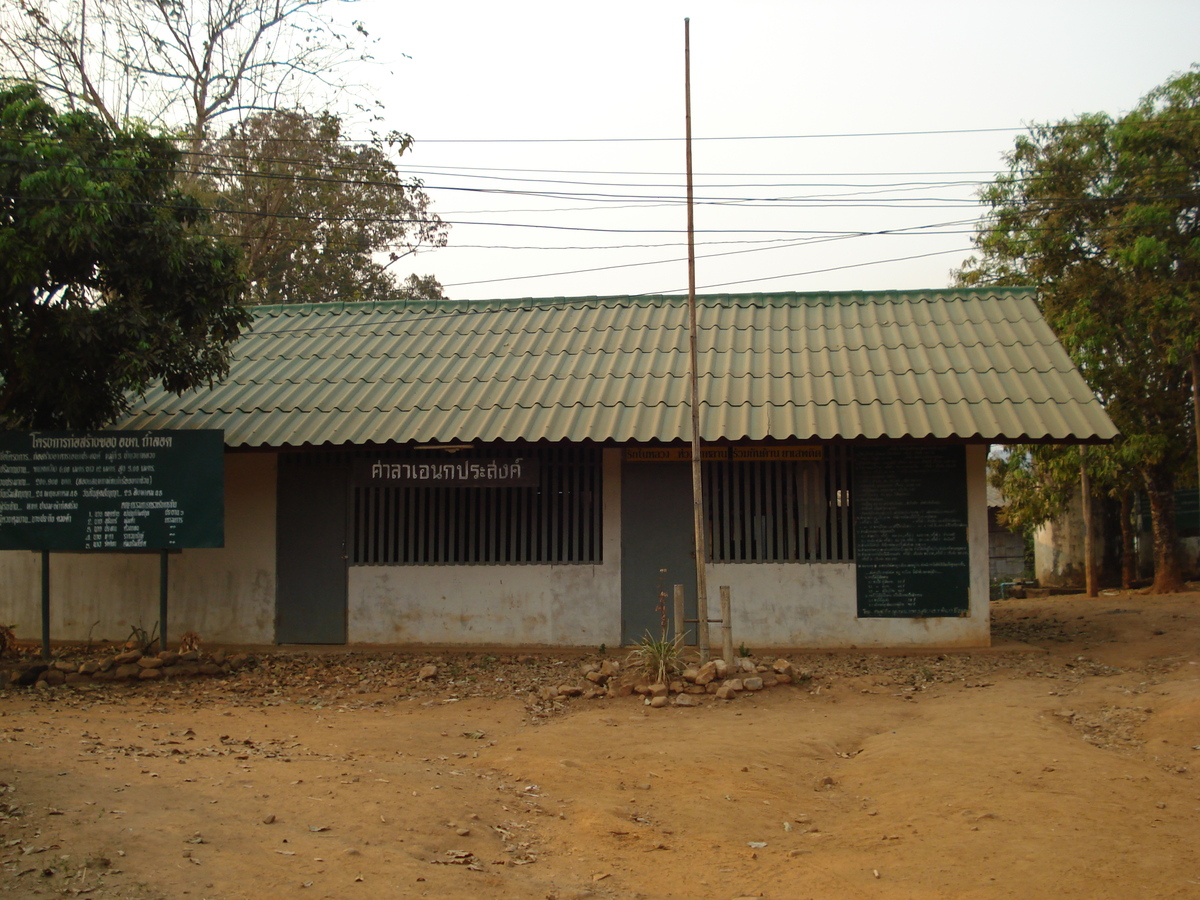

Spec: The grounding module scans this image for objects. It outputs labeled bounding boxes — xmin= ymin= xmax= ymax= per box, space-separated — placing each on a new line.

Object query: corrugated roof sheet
xmin=116 ymin=288 xmax=1119 ymax=447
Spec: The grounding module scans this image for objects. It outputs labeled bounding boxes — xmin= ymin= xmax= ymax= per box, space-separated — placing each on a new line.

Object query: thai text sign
xmin=356 ymin=457 xmax=540 ymax=487
xmin=0 ymin=430 xmax=224 ymax=551
xmin=853 ymin=445 xmax=970 ymax=618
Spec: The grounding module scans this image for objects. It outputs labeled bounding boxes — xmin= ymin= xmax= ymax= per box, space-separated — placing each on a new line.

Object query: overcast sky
xmin=334 ymin=1 xmax=1200 ymax=301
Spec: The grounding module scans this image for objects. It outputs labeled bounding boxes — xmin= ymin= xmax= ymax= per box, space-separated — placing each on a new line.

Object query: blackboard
xmin=853 ymin=445 xmax=970 ymax=618
xmin=0 ymin=430 xmax=224 ymax=551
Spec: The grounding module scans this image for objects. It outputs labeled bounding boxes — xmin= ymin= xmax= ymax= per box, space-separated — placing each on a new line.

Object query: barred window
xmin=352 ymin=446 xmax=602 ymax=565
xmin=704 ymin=446 xmax=853 ymax=562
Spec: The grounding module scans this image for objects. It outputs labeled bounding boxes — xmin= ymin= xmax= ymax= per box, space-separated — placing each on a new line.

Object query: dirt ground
xmin=2 ymin=591 xmax=1199 ymax=900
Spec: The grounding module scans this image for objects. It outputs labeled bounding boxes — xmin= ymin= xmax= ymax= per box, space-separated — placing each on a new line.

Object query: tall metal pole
xmin=684 ymin=18 xmax=710 ymax=660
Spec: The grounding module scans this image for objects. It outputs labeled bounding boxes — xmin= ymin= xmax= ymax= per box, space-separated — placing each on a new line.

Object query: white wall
xmin=0 ymin=452 xmax=277 ymax=646
xmin=709 ymin=444 xmax=991 ymax=650
xmin=345 ymin=447 xmax=624 ymax=647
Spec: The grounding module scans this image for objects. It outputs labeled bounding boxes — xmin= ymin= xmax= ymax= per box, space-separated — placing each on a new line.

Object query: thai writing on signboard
xmin=0 ymin=430 xmax=224 ymax=551
xmin=624 ymin=445 xmax=823 ymax=462
xmin=356 ymin=457 xmax=540 ymax=487
xmin=852 ymin=445 xmax=970 ymax=618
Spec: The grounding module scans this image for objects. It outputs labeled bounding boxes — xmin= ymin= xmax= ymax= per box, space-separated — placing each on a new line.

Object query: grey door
xmin=276 ymin=465 xmax=348 ymax=643
xmin=620 ymin=461 xmax=697 ymax=645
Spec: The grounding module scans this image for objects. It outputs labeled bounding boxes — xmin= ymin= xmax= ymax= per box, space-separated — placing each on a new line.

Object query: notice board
xmin=853 ymin=445 xmax=970 ymax=618
xmin=0 ymin=430 xmax=224 ymax=551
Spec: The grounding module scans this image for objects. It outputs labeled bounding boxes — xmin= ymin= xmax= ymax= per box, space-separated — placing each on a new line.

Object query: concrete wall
xmin=709 ymin=444 xmax=991 ymax=650
xmin=0 ymin=452 xmax=277 ymax=646
xmin=345 ymin=448 xmax=624 ymax=647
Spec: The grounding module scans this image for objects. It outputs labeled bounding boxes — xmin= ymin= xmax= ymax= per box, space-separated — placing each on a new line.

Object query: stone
xmin=179 ymin=651 xmax=201 ymax=663
xmin=162 ymin=666 xmax=185 ymax=678
xmin=211 ymin=649 xmax=227 ymax=665
xmin=158 ymin=651 xmax=180 ymax=666
xmin=138 ymin=667 xmax=163 ymax=680
xmin=227 ymin=654 xmax=250 ymax=671
xmin=53 ymin=659 xmax=76 ymax=673
xmin=64 ymin=673 xmax=91 ymax=685
xmin=684 ymin=684 xmax=706 ymax=695
xmin=558 ymin=684 xmax=583 ymax=697
xmin=417 ymin=664 xmax=438 ymax=680
xmin=79 ymin=660 xmax=100 ymax=675
xmin=761 ymin=675 xmax=779 ymax=689
xmin=199 ymin=663 xmax=223 ymax=676
xmin=44 ymin=668 xmax=66 ymax=685
xmin=775 ymin=674 xmax=793 ymax=684
xmin=539 ymin=686 xmax=559 ymax=701
xmin=772 ymin=658 xmax=794 ymax=677
xmin=177 ymin=664 xmax=201 ymax=677
xmin=694 ymin=662 xmax=718 ymax=686
xmin=713 ymin=658 xmax=730 ymax=678
xmin=648 ymin=683 xmax=669 ymax=698
xmin=585 ymin=670 xmax=606 ymax=684
xmin=113 ymin=650 xmax=142 ymax=666
xmin=12 ymin=664 xmax=47 ymax=686
xmin=668 ymin=679 xmax=684 ymax=694
xmin=138 ymin=656 xmax=165 ymax=669
xmin=648 ymin=696 xmax=668 ymax=708
xmin=614 ymin=682 xmax=634 ymax=697
xmin=743 ymin=676 xmax=765 ymax=691
xmin=724 ymin=678 xmax=744 ymax=692
xmin=681 ymin=666 xmax=700 ymax=683
xmin=599 ymin=659 xmax=621 ymax=678
xmin=715 ymin=684 xmax=738 ymax=700
xmin=98 ymin=657 xmax=114 ymax=672
xmin=580 ymin=662 xmax=599 ymax=676
xmin=737 ymin=657 xmax=756 ymax=674
xmin=673 ymin=694 xmax=699 ymax=707
xmin=114 ymin=664 xmax=142 ymax=680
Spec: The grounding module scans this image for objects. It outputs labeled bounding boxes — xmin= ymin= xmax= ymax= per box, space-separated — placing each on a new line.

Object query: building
xmin=0 ymin=289 xmax=1117 ymax=650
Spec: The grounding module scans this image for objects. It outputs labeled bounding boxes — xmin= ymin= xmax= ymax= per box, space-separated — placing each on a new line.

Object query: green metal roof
xmin=116 ymin=288 xmax=1118 ymax=448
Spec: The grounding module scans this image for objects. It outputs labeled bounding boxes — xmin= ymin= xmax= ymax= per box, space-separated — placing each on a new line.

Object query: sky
xmin=325 ymin=0 xmax=1200 ymax=301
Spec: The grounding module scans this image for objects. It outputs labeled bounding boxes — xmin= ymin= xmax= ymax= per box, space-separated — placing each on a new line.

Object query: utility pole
xmin=684 ymin=18 xmax=710 ymax=659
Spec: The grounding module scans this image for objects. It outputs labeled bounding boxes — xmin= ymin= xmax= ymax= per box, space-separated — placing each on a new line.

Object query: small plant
xmin=598 ymin=643 xmax=607 ymax=656
xmin=627 ymin=631 xmax=685 ymax=685
xmin=125 ymin=622 xmax=159 ymax=653
xmin=737 ymin=642 xmax=752 ymax=658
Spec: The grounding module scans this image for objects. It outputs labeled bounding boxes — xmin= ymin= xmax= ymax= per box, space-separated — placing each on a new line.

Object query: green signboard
xmin=0 ymin=430 xmax=224 ymax=551
xmin=853 ymin=445 xmax=970 ymax=618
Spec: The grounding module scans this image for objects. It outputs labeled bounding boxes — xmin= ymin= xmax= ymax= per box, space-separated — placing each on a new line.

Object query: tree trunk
xmin=1119 ymin=492 xmax=1137 ymax=589
xmin=1142 ymin=464 xmax=1184 ymax=592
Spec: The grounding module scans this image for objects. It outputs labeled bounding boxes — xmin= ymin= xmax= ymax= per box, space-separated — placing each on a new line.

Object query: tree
xmin=957 ymin=67 xmax=1200 ymax=592
xmin=0 ymin=0 xmax=374 ymax=153
xmin=197 ymin=109 xmax=448 ymax=305
xmin=0 ymin=83 xmax=249 ymax=430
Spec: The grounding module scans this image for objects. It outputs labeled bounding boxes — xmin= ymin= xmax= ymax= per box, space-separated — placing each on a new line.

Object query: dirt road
xmin=2 ymin=591 xmax=1198 ymax=899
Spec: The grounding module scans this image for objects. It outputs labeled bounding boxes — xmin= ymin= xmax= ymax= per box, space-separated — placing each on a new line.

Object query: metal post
xmin=683 ymin=18 xmax=711 ymax=663
xmin=159 ymin=550 xmax=169 ymax=654
xmin=40 ymin=550 xmax=50 ymax=659
xmin=673 ymin=584 xmax=685 ymax=644
xmin=720 ymin=585 xmax=734 ymax=666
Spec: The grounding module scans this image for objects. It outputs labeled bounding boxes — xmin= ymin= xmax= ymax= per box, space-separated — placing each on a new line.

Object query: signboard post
xmin=0 ymin=430 xmax=225 ymax=657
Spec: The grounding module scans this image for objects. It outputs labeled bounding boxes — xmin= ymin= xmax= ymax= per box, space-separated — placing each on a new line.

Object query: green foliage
xmin=0 ymin=83 xmax=249 ymax=430
xmin=197 ymin=109 xmax=448 ymax=305
xmin=626 ymin=631 xmax=685 ymax=685
xmin=957 ymin=66 xmax=1200 ymax=590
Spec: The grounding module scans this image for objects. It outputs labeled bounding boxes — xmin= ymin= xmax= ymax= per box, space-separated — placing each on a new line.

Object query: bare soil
xmin=2 ymin=590 xmax=1199 ymax=900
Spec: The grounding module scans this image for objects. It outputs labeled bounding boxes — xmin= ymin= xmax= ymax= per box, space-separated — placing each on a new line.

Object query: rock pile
xmin=4 ymin=647 xmax=254 ymax=689
xmin=622 ymin=656 xmax=811 ymax=707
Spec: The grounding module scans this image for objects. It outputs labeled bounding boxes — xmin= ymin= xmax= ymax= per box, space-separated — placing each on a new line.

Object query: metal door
xmin=276 ymin=464 xmax=348 ymax=643
xmin=620 ymin=460 xmax=697 ymax=645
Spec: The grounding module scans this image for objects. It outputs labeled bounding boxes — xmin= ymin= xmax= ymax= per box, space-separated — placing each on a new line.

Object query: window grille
xmin=351 ymin=445 xmax=602 ymax=565
xmin=704 ymin=446 xmax=853 ymax=562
